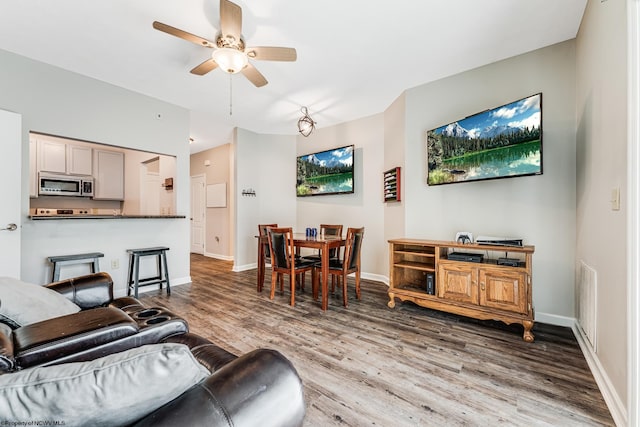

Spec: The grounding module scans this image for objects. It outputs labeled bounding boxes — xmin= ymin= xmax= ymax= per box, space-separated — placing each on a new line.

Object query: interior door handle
xmin=1 ymin=223 xmax=17 ymax=231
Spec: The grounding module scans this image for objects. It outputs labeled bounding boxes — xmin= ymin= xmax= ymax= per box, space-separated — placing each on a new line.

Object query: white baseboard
xmin=534 ymin=311 xmax=575 ymax=327
xmin=362 ymin=272 xmax=388 ymax=286
xmin=233 ymin=262 xmax=257 ymax=272
xmin=204 ymin=252 xmax=234 ymax=261
xmin=113 ymin=276 xmax=191 ymax=298
xmin=572 ymin=321 xmax=627 ymax=427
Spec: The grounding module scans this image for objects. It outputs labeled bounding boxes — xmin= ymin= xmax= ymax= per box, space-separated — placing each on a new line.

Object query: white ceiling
xmin=0 ymin=0 xmax=587 ymax=153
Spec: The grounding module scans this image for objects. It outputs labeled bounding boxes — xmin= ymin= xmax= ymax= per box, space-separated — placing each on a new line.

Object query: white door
xmin=190 ymin=174 xmax=206 ymax=254
xmin=0 ymin=109 xmax=22 ymax=277
xmin=140 ymin=170 xmax=161 ymax=215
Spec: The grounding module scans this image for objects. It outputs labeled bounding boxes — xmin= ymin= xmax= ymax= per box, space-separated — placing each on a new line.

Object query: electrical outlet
xmin=111 ymin=259 xmax=119 ymax=269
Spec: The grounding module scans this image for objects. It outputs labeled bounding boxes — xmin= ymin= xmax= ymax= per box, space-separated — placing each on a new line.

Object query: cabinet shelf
xmin=388 ymin=238 xmax=535 ymax=342
xmin=393 ymin=284 xmax=439 ymax=298
xmin=393 ymin=261 xmax=435 ymax=272
xmin=394 ymin=249 xmax=435 ymax=258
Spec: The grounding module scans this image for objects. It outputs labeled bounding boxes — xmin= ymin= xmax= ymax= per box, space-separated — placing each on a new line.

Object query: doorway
xmin=140 ymin=157 xmax=161 ymax=215
xmin=190 ymin=174 xmax=206 ymax=254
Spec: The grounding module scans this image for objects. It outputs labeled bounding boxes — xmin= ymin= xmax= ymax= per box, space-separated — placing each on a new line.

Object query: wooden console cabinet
xmin=387 ymin=238 xmax=535 ymax=342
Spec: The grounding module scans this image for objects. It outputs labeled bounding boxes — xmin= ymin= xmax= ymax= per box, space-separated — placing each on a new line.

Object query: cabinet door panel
xmin=93 ymin=149 xmax=124 ymax=200
xmin=479 ymin=268 xmax=527 ymax=313
xmin=437 ymin=263 xmax=478 ymax=304
xmin=38 ymin=140 xmax=66 ymax=174
xmin=67 ymin=144 xmax=92 ymax=175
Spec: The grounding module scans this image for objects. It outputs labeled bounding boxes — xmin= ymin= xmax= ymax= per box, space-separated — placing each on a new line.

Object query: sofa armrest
xmin=132 ymin=348 xmax=305 ymax=427
xmin=45 ymin=272 xmax=114 ymax=309
xmin=13 ymin=307 xmax=138 ymax=368
xmin=164 ymin=333 xmax=237 ymax=373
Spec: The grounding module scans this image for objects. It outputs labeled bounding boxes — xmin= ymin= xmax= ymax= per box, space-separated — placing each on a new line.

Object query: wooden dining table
xmin=257 ymin=233 xmax=346 ymax=311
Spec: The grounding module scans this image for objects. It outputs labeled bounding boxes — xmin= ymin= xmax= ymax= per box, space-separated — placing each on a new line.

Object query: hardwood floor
xmin=140 ymin=254 xmax=614 ymax=427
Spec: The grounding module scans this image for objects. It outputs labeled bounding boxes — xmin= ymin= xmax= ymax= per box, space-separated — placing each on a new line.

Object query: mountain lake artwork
xmin=297 ymin=145 xmax=354 ymax=196
xmin=426 ymin=93 xmax=542 ymax=185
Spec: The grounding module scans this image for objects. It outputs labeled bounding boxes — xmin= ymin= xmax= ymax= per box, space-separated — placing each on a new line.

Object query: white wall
xmin=233 ymin=129 xmax=297 ymax=270
xmin=295 ymin=115 xmax=386 ymax=281
xmin=576 ymin=0 xmax=628 ymax=420
xmin=403 ymin=41 xmax=577 ymax=321
xmin=383 ymin=93 xmax=406 ymax=264
xmin=0 ymin=48 xmax=191 ymax=292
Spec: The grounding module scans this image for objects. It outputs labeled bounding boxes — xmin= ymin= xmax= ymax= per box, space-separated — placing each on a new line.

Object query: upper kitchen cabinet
xmin=93 ymin=149 xmax=124 ymax=200
xmin=37 ymin=139 xmax=92 ymax=176
xmin=68 ymin=144 xmax=93 ymax=175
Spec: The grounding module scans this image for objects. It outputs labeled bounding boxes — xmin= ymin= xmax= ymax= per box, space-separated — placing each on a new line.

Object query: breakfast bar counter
xmin=30 ymin=215 xmax=186 ymax=220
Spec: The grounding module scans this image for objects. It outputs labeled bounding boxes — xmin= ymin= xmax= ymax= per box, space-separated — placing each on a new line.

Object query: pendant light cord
xmin=229 ymin=75 xmax=233 ymax=116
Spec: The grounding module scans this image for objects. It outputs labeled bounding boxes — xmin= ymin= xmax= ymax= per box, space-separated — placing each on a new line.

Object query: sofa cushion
xmin=0 ymin=343 xmax=210 ymax=427
xmin=0 ymin=276 xmax=80 ymax=328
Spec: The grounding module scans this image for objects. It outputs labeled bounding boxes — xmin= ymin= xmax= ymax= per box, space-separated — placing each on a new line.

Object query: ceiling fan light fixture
xmin=212 ymin=47 xmax=248 ymax=74
xmin=297 ymin=107 xmax=316 ymax=137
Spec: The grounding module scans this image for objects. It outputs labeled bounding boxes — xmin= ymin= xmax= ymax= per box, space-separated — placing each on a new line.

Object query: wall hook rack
xmin=242 ymin=188 xmax=256 ymax=197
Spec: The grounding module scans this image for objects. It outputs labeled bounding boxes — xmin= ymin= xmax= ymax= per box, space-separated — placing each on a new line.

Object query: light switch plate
xmin=611 ymin=188 xmax=620 ymax=211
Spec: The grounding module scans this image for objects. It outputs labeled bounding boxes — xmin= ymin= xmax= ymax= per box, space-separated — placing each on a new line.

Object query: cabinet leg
xmin=387 ymin=293 xmax=396 ymax=309
xmin=522 ymin=320 xmax=535 ymax=342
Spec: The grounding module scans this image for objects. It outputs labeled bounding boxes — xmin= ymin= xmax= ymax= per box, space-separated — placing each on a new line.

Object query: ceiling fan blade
xmin=190 ymin=59 xmax=219 ymax=75
xmin=153 ymin=21 xmax=215 ymax=48
xmin=241 ymin=63 xmax=268 ymax=87
xmin=220 ymin=0 xmax=242 ymax=41
xmin=246 ymin=47 xmax=297 ymax=62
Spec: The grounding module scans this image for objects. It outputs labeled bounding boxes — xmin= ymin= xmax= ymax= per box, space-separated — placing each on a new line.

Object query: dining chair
xmin=302 ymin=224 xmax=343 ymax=262
xmin=257 ymin=223 xmax=278 ymax=292
xmin=313 ymin=227 xmax=364 ymax=308
xmin=267 ymin=227 xmax=316 ymax=307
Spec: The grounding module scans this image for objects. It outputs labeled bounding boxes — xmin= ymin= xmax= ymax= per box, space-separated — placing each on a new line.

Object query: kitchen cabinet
xmin=93 ymin=149 xmax=124 ymax=200
xmin=37 ymin=139 xmax=92 ymax=176
xmin=67 ymin=144 xmax=93 ymax=175
xmin=387 ymin=238 xmax=535 ymax=342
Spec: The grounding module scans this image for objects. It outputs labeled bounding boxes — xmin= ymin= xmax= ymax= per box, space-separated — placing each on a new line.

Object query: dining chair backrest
xmin=258 ymin=223 xmax=278 ymax=258
xmin=267 ymin=227 xmax=294 ymax=270
xmin=344 ymin=227 xmax=365 ymax=272
xmin=320 ymin=224 xmax=343 ymax=258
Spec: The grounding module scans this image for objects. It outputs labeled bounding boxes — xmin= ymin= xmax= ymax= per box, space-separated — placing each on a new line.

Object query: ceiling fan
xmin=153 ymin=0 xmax=297 ymax=87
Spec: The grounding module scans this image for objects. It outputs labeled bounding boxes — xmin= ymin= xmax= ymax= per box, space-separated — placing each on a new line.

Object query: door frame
xmin=0 ymin=109 xmax=21 ymax=277
xmin=190 ymin=174 xmax=206 ymax=255
xmin=627 ymin=1 xmax=639 ymax=424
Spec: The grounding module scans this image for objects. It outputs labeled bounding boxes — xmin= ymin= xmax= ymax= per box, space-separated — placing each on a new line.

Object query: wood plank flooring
xmin=140 ymin=254 xmax=614 ymax=427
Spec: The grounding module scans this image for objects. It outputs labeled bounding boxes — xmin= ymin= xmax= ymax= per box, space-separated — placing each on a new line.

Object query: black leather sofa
xmin=0 ymin=273 xmax=305 ymax=426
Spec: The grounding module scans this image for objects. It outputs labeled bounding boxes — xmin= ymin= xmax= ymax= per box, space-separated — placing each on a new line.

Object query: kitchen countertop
xmin=30 ymin=215 xmax=186 ymax=220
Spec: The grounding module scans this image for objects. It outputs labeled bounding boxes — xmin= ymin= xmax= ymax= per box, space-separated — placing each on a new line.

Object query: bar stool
xmin=126 ymin=247 xmax=170 ymax=298
xmin=47 ymin=252 xmax=104 ymax=282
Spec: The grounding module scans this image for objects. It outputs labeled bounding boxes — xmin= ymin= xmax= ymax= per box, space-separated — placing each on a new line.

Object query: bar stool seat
xmin=126 ymin=247 xmax=170 ymax=298
xmin=48 ymin=252 xmax=104 ymax=282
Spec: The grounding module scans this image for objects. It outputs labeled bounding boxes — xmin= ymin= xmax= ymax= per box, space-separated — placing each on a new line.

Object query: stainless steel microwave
xmin=38 ymin=173 xmax=94 ymax=197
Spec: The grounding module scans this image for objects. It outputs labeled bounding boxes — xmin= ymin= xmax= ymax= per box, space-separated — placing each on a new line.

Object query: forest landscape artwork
xmin=426 ymin=93 xmax=542 ymax=185
xmin=296 ymin=145 xmax=354 ymax=196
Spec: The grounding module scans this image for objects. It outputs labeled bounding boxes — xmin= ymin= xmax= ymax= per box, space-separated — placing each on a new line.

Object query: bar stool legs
xmin=126 ymin=247 xmax=171 ymax=298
